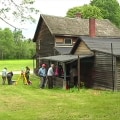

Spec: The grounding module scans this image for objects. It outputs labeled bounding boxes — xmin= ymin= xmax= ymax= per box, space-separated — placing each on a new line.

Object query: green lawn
xmin=0 ymin=59 xmax=33 ymax=71
xmin=0 ymin=60 xmax=120 ymax=120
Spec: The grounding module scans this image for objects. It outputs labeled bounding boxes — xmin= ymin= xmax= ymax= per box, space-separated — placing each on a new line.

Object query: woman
xmin=25 ymin=66 xmax=31 ymax=85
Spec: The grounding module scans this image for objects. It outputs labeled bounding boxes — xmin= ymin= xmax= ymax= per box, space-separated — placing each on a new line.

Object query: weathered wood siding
xmin=93 ymin=51 xmax=116 ymax=90
xmin=36 ymin=21 xmax=55 ymax=70
xmin=36 ymin=21 xmax=54 ymax=57
xmin=116 ymin=58 xmax=120 ymax=90
xmin=74 ymin=41 xmax=93 ymax=55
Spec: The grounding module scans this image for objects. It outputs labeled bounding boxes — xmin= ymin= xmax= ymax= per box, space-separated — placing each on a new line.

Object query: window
xmin=55 ymin=38 xmax=72 ymax=46
xmin=64 ymin=38 xmax=72 ymax=45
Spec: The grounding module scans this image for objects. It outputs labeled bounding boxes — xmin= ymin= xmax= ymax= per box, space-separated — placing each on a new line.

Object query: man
xmin=38 ymin=64 xmax=47 ymax=89
xmin=47 ymin=64 xmax=55 ymax=89
xmin=7 ymin=71 xmax=13 ymax=85
xmin=2 ymin=67 xmax=7 ymax=85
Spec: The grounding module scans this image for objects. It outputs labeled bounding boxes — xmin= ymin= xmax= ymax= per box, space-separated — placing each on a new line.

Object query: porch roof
xmin=39 ymin=54 xmax=93 ymax=62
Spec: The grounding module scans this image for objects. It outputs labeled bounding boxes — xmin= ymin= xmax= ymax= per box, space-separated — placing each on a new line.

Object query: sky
xmin=0 ymin=0 xmax=91 ymax=39
xmin=0 ymin=0 xmax=120 ymax=39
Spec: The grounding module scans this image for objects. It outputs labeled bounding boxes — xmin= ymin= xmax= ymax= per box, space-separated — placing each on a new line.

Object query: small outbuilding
xmin=71 ymin=37 xmax=120 ymax=91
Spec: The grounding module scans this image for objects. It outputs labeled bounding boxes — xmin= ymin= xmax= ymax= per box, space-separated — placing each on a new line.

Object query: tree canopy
xmin=0 ymin=28 xmax=35 ymax=59
xmin=0 ymin=0 xmax=37 ymax=59
xmin=66 ymin=0 xmax=120 ymax=28
xmin=90 ymin=0 xmax=120 ymax=27
xmin=67 ymin=5 xmax=103 ymax=19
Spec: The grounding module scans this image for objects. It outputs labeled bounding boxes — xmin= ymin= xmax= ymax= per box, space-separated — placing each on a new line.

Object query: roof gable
xmin=33 ymin=14 xmax=120 ymax=42
xmin=74 ymin=41 xmax=93 ymax=55
xmin=73 ymin=37 xmax=120 ymax=56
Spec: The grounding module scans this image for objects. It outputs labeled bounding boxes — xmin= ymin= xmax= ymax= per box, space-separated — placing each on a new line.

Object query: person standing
xmin=38 ymin=64 xmax=47 ymax=89
xmin=1 ymin=67 xmax=7 ymax=85
xmin=25 ymin=66 xmax=31 ymax=85
xmin=47 ymin=64 xmax=55 ymax=89
xmin=7 ymin=71 xmax=13 ymax=85
xmin=70 ymin=66 xmax=78 ymax=87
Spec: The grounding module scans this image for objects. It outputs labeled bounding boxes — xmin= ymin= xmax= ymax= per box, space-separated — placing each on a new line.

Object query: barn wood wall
xmin=36 ymin=22 xmax=54 ymax=69
xmin=36 ymin=22 xmax=54 ymax=57
xmin=93 ymin=52 xmax=115 ymax=90
xmin=116 ymin=57 xmax=120 ymax=90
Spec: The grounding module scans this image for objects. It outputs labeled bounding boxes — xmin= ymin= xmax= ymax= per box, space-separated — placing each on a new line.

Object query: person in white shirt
xmin=47 ymin=64 xmax=55 ymax=89
xmin=2 ymin=67 xmax=7 ymax=85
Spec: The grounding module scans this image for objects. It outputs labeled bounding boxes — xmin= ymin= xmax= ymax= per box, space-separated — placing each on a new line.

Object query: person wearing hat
xmin=38 ymin=64 xmax=47 ymax=89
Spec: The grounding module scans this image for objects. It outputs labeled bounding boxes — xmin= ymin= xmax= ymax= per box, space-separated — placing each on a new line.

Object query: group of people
xmin=38 ymin=64 xmax=55 ymax=89
xmin=38 ymin=63 xmax=78 ymax=89
xmin=1 ymin=67 xmax=13 ymax=85
xmin=1 ymin=66 xmax=31 ymax=85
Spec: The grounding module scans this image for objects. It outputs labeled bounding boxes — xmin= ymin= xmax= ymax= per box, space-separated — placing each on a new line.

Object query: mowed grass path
xmin=0 ymin=60 xmax=120 ymax=120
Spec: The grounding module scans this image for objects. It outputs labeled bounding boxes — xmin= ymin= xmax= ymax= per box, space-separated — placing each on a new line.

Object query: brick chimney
xmin=89 ymin=18 xmax=96 ymax=37
xmin=75 ymin=13 xmax=82 ymax=18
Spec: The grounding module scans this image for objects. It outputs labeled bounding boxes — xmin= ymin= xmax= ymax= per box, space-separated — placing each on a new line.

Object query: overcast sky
xmin=0 ymin=0 xmax=120 ymax=39
xmin=24 ymin=0 xmax=92 ymax=39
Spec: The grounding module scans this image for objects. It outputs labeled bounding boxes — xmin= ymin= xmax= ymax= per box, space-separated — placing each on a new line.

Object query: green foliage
xmin=0 ymin=28 xmax=35 ymax=59
xmin=66 ymin=0 xmax=120 ymax=28
xmin=66 ymin=5 xmax=103 ymax=19
xmin=90 ymin=0 xmax=120 ymax=28
xmin=66 ymin=6 xmax=82 ymax=18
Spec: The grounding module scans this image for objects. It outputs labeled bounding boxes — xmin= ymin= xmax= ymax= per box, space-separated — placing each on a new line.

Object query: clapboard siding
xmin=37 ymin=21 xmax=54 ymax=57
xmin=116 ymin=58 xmax=120 ymax=90
xmin=35 ymin=21 xmax=55 ymax=69
xmin=75 ymin=41 xmax=93 ymax=55
xmin=93 ymin=52 xmax=115 ymax=90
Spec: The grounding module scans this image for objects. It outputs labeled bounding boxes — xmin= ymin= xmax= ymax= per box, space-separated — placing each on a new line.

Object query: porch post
xmin=63 ymin=63 xmax=66 ymax=89
xmin=78 ymin=55 xmax=80 ymax=90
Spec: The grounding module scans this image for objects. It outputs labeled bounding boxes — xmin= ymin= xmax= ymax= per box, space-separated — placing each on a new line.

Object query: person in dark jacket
xmin=7 ymin=71 xmax=13 ymax=85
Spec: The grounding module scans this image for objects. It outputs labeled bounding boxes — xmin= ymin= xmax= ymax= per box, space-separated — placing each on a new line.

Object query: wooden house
xmin=33 ymin=14 xmax=120 ymax=72
xmin=71 ymin=37 xmax=120 ymax=91
xmin=33 ymin=14 xmax=120 ymax=90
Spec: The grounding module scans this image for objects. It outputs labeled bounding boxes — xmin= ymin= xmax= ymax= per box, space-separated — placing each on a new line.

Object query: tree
xmin=0 ymin=28 xmax=15 ymax=59
xmin=66 ymin=5 xmax=103 ymax=19
xmin=0 ymin=28 xmax=35 ymax=59
xmin=0 ymin=0 xmax=39 ymax=29
xmin=90 ymin=0 xmax=120 ymax=27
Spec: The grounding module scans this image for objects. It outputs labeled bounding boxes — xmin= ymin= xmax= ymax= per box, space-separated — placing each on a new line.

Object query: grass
xmin=0 ymin=60 xmax=120 ymax=120
xmin=0 ymin=59 xmax=33 ymax=71
xmin=0 ymin=74 xmax=120 ymax=120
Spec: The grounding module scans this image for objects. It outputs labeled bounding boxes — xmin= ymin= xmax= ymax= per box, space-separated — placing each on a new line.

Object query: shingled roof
xmin=77 ymin=37 xmax=120 ymax=56
xmin=33 ymin=14 xmax=120 ymax=41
